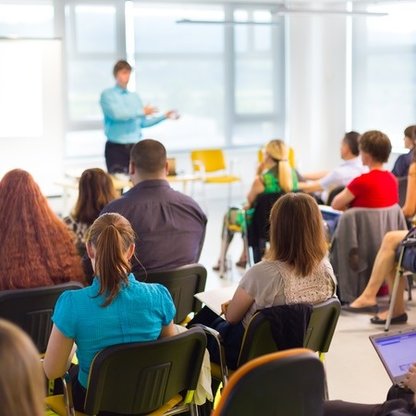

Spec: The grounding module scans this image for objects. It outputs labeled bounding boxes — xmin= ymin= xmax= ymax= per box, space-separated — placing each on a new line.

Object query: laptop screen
xmin=370 ymin=329 xmax=416 ymax=383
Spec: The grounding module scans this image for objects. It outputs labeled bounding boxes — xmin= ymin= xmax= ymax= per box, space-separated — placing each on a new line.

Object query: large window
xmin=0 ymin=1 xmax=54 ymax=38
xmin=63 ymin=1 xmax=285 ymax=155
xmin=132 ymin=3 xmax=225 ymax=149
xmin=352 ymin=1 xmax=416 ymax=147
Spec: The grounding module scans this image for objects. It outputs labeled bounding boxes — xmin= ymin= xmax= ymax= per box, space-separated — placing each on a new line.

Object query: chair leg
xmin=189 ymin=402 xmax=200 ymax=416
xmin=406 ymin=273 xmax=414 ymax=301
xmin=385 ymin=246 xmax=406 ymax=331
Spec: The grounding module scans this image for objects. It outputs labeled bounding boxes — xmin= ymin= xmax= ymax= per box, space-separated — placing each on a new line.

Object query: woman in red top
xmin=331 ymin=130 xmax=398 ymax=210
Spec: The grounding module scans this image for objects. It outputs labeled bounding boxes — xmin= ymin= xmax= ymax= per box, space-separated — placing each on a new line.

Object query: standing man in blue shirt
xmin=100 ymin=60 xmax=177 ymax=174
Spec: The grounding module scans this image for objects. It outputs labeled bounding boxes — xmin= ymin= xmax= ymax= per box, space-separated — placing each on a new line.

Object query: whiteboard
xmin=0 ymin=38 xmax=64 ymax=192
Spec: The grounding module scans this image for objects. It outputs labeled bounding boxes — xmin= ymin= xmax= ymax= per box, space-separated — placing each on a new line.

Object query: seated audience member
xmin=43 ymin=213 xmax=176 ymax=412
xmin=331 ymin=130 xmax=398 ymax=211
xmin=0 ymin=169 xmax=85 ymax=289
xmin=64 ymin=168 xmax=117 ymax=256
xmin=324 ymin=364 xmax=416 ymax=415
xmin=245 ymin=139 xmax=298 ymax=207
xmin=213 ymin=139 xmax=298 ymax=270
xmin=0 ymin=319 xmax=45 ymax=416
xmin=392 ymin=125 xmax=416 ymax=177
xmin=100 ymin=139 xmax=207 ymax=273
xmin=298 ymin=131 xmax=366 ymax=204
xmin=343 ymin=148 xmax=416 ymax=324
xmin=194 ymin=193 xmax=336 ymax=369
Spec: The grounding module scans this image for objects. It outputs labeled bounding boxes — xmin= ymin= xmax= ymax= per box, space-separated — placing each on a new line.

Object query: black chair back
xmin=247 ymin=192 xmax=284 ymax=263
xmin=215 ymin=349 xmax=325 ymax=416
xmin=326 ymin=185 xmax=345 ymax=206
xmin=237 ymin=312 xmax=277 ymax=366
xmin=0 ymin=282 xmax=83 ymax=353
xmin=398 ymin=176 xmax=408 ymax=207
xmin=84 ymin=327 xmax=207 ymax=415
xmin=135 ymin=264 xmax=207 ymax=324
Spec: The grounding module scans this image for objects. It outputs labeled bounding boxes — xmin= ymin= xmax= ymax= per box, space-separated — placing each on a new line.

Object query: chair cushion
xmin=45 ymin=393 xmax=184 ymax=416
xmin=45 ymin=394 xmax=86 ymax=416
xmin=204 ymin=175 xmax=240 ymax=184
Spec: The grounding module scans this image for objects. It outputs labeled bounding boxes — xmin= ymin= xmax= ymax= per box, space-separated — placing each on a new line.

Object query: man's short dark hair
xmin=343 ymin=131 xmax=361 ymax=156
xmin=359 ymin=130 xmax=392 ymax=164
xmin=130 ymin=139 xmax=167 ymax=174
xmin=113 ymin=60 xmax=132 ymax=77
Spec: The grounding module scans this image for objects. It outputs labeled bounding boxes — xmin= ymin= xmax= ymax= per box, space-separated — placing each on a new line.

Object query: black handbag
xmin=399 ymin=227 xmax=416 ymax=273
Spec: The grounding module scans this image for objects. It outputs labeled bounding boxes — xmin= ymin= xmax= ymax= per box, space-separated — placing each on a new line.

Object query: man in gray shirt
xmin=101 ymin=139 xmax=207 ymax=273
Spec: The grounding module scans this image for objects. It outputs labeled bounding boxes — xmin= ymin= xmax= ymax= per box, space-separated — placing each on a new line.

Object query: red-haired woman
xmin=0 ymin=169 xmax=85 ymax=289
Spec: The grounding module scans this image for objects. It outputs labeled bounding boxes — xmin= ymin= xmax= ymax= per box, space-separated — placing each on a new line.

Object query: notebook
xmin=194 ymin=285 xmax=238 ymax=316
xmin=370 ymin=328 xmax=416 ymax=386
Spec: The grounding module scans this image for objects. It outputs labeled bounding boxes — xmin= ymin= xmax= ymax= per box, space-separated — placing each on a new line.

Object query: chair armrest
xmin=402 ymin=237 xmax=416 ymax=247
xmin=62 ymin=372 xmax=75 ymax=416
xmin=188 ymin=323 xmax=229 ymax=385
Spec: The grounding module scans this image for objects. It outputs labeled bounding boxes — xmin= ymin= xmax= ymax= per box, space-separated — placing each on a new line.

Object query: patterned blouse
xmin=63 ymin=215 xmax=90 ymax=256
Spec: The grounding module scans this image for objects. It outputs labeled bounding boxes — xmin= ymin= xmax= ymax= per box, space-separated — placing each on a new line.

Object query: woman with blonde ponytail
xmin=213 ymin=139 xmax=298 ymax=271
xmin=246 ymin=139 xmax=297 ymax=205
xmin=43 ymin=213 xmax=176 ymax=412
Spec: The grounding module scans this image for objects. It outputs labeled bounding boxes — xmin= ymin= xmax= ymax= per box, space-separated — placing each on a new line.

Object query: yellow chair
xmin=191 ymin=149 xmax=241 ymax=204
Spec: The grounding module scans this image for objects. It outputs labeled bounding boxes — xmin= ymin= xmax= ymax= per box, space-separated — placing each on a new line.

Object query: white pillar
xmin=286 ymin=11 xmax=347 ymax=172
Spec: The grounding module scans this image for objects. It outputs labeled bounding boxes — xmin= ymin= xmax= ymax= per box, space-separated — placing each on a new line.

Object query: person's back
xmin=101 ymin=139 xmax=207 ymax=272
xmin=332 ymin=130 xmax=398 ymax=211
xmin=44 ymin=213 xmax=176 ymax=412
xmin=348 ymin=169 xmax=398 ymax=208
xmin=238 ymin=193 xmax=336 ymax=327
xmin=0 ymin=169 xmax=85 ymax=289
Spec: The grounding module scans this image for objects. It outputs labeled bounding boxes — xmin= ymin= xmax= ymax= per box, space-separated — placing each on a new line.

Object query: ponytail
xmin=87 ymin=213 xmax=135 ymax=307
xmin=277 ymin=160 xmax=294 ymax=193
xmin=265 ymin=139 xmax=294 ymax=193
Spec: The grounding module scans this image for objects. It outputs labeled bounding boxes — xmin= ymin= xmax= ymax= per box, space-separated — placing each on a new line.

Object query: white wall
xmin=286 ymin=11 xmax=347 ymax=172
xmin=0 ymin=39 xmax=64 ymax=193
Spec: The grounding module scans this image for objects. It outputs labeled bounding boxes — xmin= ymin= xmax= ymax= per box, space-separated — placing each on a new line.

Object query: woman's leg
xmin=348 ymin=230 xmax=408 ymax=309
xmin=213 ymin=214 xmax=234 ymax=270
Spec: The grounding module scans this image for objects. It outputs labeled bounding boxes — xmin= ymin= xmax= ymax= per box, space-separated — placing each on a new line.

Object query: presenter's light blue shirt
xmin=100 ymin=85 xmax=166 ymax=144
xmin=52 ymin=273 xmax=176 ymax=388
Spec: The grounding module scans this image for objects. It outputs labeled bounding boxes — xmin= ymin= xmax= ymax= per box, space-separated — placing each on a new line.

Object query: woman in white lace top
xmin=189 ymin=193 xmax=336 ymax=369
xmin=224 ymin=192 xmax=336 ymax=328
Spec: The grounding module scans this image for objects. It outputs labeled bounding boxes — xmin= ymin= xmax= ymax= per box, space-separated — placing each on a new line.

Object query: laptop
xmin=370 ymin=328 xmax=416 ymax=386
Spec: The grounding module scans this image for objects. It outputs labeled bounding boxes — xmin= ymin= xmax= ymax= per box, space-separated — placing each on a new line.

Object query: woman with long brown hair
xmin=0 ymin=169 xmax=85 ymax=289
xmin=0 ymin=319 xmax=45 ymax=416
xmin=64 ymin=168 xmax=117 ymax=256
xmin=43 ymin=213 xmax=176 ymax=412
xmin=193 ymin=193 xmax=336 ymax=369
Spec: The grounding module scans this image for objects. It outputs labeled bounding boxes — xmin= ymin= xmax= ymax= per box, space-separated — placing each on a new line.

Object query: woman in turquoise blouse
xmin=43 ymin=213 xmax=176 ymax=412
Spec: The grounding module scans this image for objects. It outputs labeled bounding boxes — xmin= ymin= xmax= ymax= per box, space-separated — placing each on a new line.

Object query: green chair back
xmin=135 ymin=264 xmax=207 ymax=324
xmin=0 ymin=282 xmax=83 ymax=353
xmin=84 ymin=327 xmax=206 ymax=415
